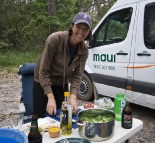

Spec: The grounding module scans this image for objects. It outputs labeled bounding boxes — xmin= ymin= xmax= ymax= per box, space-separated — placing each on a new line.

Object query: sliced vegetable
xmin=84 ymin=103 xmax=94 ymax=109
xmin=79 ymin=109 xmax=114 ymax=123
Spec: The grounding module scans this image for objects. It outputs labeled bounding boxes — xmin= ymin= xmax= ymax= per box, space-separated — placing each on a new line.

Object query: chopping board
xmin=45 ymin=108 xmax=81 ymax=129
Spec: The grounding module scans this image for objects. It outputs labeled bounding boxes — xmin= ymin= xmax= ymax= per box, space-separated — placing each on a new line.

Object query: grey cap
xmin=72 ymin=12 xmax=92 ymax=29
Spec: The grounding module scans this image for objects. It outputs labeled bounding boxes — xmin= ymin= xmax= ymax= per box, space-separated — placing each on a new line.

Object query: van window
xmin=144 ymin=3 xmax=155 ymax=49
xmin=91 ymin=8 xmax=132 ymax=47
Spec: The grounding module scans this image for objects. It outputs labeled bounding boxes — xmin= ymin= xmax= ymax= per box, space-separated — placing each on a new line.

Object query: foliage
xmin=0 ymin=49 xmax=41 ymax=72
xmin=0 ymin=0 xmax=116 ymax=49
xmin=0 ymin=0 xmax=117 ymax=71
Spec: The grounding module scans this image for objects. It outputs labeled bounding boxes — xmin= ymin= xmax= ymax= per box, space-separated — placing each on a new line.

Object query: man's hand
xmin=46 ymin=93 xmax=56 ymax=115
xmin=69 ymin=94 xmax=78 ymax=114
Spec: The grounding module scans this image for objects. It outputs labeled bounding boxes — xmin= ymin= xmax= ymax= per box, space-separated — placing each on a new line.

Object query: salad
xmin=79 ymin=109 xmax=114 ymax=123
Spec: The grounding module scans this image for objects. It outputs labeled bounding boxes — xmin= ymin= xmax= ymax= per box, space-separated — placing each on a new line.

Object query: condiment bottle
xmin=60 ymin=92 xmax=72 ymax=136
xmin=114 ymin=93 xmax=126 ymax=121
xmin=121 ymin=101 xmax=132 ymax=129
xmin=28 ymin=114 xmax=42 ymax=143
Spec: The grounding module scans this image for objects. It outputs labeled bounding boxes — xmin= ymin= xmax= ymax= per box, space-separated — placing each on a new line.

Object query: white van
xmin=77 ymin=0 xmax=155 ymax=110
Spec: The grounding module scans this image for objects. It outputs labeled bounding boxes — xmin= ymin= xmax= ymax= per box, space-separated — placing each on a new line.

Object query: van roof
xmin=111 ymin=0 xmax=146 ymax=10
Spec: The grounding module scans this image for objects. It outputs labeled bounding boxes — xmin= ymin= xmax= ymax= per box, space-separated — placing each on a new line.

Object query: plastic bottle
xmin=114 ymin=93 xmax=126 ymax=121
xmin=121 ymin=102 xmax=132 ymax=129
xmin=60 ymin=92 xmax=72 ymax=136
xmin=28 ymin=114 xmax=42 ymax=143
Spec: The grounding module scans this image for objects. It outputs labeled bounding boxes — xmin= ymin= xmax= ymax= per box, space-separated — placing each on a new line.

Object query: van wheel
xmin=77 ymin=73 xmax=94 ymax=101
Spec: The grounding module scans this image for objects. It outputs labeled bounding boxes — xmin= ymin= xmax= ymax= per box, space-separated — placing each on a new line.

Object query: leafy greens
xmin=79 ymin=109 xmax=114 ymax=123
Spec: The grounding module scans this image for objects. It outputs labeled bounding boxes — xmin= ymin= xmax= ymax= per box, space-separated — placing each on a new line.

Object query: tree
xmin=0 ymin=0 xmax=117 ymax=50
xmin=47 ymin=0 xmax=56 ymax=16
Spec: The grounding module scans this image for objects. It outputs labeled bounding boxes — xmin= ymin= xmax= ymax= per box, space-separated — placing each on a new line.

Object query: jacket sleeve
xmin=38 ymin=34 xmax=58 ymax=95
xmin=70 ymin=46 xmax=89 ymax=96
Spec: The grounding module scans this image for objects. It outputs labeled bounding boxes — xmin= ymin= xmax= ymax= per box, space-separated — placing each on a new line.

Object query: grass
xmin=0 ymin=49 xmax=41 ymax=73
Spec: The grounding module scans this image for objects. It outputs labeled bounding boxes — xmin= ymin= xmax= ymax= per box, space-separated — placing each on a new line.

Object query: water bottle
xmin=114 ymin=93 xmax=126 ymax=121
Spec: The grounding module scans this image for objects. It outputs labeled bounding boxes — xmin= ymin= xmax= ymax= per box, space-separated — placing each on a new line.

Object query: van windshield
xmin=106 ymin=8 xmax=132 ymax=44
xmin=91 ymin=8 xmax=132 ymax=47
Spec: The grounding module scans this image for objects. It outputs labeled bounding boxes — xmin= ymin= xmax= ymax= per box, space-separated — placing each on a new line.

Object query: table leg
xmin=125 ymin=139 xmax=129 ymax=143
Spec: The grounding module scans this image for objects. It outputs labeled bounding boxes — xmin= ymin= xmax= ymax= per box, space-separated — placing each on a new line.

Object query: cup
xmin=10 ymin=113 xmax=24 ymax=130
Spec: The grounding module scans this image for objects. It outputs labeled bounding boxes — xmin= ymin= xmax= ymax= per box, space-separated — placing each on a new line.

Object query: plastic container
xmin=114 ymin=93 xmax=126 ymax=121
xmin=0 ymin=128 xmax=28 ymax=143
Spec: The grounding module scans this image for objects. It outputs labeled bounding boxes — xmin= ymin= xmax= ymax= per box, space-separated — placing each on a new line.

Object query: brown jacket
xmin=34 ymin=31 xmax=89 ymax=96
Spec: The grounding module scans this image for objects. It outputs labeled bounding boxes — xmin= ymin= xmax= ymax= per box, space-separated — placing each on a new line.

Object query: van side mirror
xmin=89 ymin=37 xmax=95 ymax=49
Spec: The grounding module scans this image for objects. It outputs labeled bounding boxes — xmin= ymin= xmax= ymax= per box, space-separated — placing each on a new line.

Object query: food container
xmin=77 ymin=108 xmax=115 ymax=142
xmin=48 ymin=126 xmax=60 ymax=138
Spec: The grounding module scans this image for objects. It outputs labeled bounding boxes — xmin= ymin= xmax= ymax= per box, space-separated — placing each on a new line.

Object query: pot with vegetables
xmin=77 ymin=108 xmax=115 ymax=141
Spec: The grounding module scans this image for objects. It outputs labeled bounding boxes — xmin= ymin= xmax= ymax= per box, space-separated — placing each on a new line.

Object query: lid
xmin=126 ymin=101 xmax=130 ymax=106
xmin=31 ymin=114 xmax=38 ymax=121
xmin=64 ymin=92 xmax=70 ymax=97
xmin=115 ymin=93 xmax=126 ymax=100
xmin=116 ymin=93 xmax=125 ymax=98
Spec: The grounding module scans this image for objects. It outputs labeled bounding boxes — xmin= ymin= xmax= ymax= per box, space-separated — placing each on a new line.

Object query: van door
xmin=132 ymin=1 xmax=155 ymax=109
xmin=88 ymin=3 xmax=138 ymax=98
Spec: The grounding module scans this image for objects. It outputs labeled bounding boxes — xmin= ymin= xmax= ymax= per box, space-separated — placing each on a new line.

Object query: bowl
xmin=0 ymin=128 xmax=28 ymax=143
xmin=77 ymin=108 xmax=115 ymax=141
xmin=48 ymin=126 xmax=60 ymax=138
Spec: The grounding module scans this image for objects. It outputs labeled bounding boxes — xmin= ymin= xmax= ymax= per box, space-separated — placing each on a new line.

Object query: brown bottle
xmin=121 ymin=102 xmax=132 ymax=129
xmin=28 ymin=114 xmax=42 ymax=143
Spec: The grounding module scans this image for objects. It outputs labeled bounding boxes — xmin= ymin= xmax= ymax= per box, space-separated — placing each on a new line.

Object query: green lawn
xmin=0 ymin=49 xmax=41 ymax=73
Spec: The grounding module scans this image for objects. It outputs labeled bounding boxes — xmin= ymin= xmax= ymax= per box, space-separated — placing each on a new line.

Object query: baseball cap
xmin=72 ymin=12 xmax=92 ymax=29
